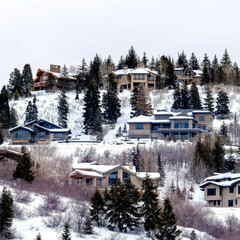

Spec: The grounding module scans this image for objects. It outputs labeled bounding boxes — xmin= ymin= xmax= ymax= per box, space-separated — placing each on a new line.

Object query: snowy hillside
xmin=3 ymin=85 xmax=240 ymax=240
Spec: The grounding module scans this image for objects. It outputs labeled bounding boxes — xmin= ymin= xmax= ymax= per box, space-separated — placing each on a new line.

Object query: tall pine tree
xmin=215 ymin=90 xmax=230 ymax=119
xmin=89 ymin=54 xmax=102 ymax=88
xmin=189 ymin=53 xmax=199 ymax=70
xmin=189 ymin=82 xmax=202 ymax=109
xmin=13 ymin=146 xmax=35 ymax=183
xmin=7 ymin=68 xmax=22 ymax=98
xmin=203 ymin=86 xmax=214 ymax=113
xmin=172 ymin=83 xmax=182 ymax=110
xmin=61 ymin=223 xmax=71 ymax=240
xmin=58 ymin=90 xmax=69 ymax=128
xmin=125 ymin=46 xmax=138 ymax=68
xmin=181 ymin=82 xmax=190 ymax=109
xmin=0 ymin=86 xmax=10 ymax=129
xmin=21 ymin=64 xmax=33 ymax=97
xmin=83 ymin=80 xmax=102 ymax=136
xmin=102 ymin=73 xmax=121 ymax=124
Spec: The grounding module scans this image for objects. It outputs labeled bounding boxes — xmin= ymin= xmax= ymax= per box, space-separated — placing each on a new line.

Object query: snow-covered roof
xmin=193 ymin=70 xmax=202 ymax=77
xmin=39 ymin=68 xmax=77 ymax=80
xmin=113 ymin=69 xmax=133 ymax=75
xmin=204 ymin=172 xmax=240 ymax=182
xmin=9 ymin=125 xmax=34 ymax=133
xmin=130 ymin=68 xmax=150 ymax=74
xmin=114 ymin=67 xmax=158 ymax=76
xmin=136 ymin=172 xmax=160 ymax=180
xmin=192 ymin=110 xmax=212 ymax=115
xmin=127 ymin=115 xmax=154 ymax=124
xmin=69 ymin=169 xmax=103 ymax=178
xmin=174 ymin=68 xmax=184 ymax=71
xmin=200 ymin=178 xmax=240 ymax=188
xmin=169 ymin=113 xmax=194 ymax=120
xmin=153 ymin=110 xmax=173 ymax=116
xmin=34 ymin=124 xmax=70 ymax=133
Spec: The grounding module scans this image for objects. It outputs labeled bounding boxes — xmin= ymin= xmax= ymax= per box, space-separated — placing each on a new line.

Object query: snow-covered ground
xmin=4 ymin=86 xmax=240 ymax=239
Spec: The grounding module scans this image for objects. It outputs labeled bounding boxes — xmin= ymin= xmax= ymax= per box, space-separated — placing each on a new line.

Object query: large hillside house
xmin=175 ymin=68 xmax=202 ymax=85
xmin=127 ymin=110 xmax=213 ymax=140
xmin=69 ymin=161 xmax=160 ymax=189
xmin=33 ymin=65 xmax=77 ymax=91
xmin=113 ymin=65 xmax=158 ymax=92
xmin=9 ymin=119 xmax=71 ymax=145
xmin=200 ymin=173 xmax=240 ymax=207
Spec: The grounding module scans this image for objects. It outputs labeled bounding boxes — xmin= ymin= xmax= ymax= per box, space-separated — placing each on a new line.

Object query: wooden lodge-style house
xmin=9 ymin=119 xmax=71 ymax=145
xmin=33 ymin=64 xmax=77 ymax=91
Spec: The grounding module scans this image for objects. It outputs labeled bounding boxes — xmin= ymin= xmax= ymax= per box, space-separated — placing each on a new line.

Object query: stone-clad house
xmin=175 ymin=67 xmax=203 ymax=85
xmin=200 ymin=172 xmax=240 ymax=207
xmin=69 ymin=161 xmax=160 ymax=190
xmin=127 ymin=110 xmax=213 ymax=140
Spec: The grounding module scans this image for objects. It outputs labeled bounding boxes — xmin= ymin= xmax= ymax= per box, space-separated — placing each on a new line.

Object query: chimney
xmin=50 ymin=64 xmax=61 ymax=73
xmin=129 ymin=161 xmax=133 ymax=170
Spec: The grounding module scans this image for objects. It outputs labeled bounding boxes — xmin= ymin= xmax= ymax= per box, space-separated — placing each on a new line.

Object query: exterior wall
xmin=170 ymin=119 xmax=193 ymax=129
xmin=194 ymin=113 xmax=213 ymax=131
xmin=117 ymin=75 xmax=131 ymax=90
xmin=128 ymin=123 xmax=151 ymax=138
xmin=130 ymin=73 xmax=156 ymax=92
xmin=204 ymin=184 xmax=222 ymax=202
xmin=10 ymin=129 xmax=32 ymax=145
xmin=49 ymin=132 xmax=67 ymax=141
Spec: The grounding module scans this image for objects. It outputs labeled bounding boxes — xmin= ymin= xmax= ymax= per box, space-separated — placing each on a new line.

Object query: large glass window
xmin=198 ymin=125 xmax=206 ymax=130
xmin=207 ymin=188 xmax=216 ymax=196
xmin=25 ymin=131 xmax=29 ymax=139
xmin=54 ymin=133 xmax=63 ymax=138
xmin=122 ymin=171 xmax=130 ymax=184
xmin=86 ymin=178 xmax=93 ymax=185
xmin=133 ymin=74 xmax=145 ymax=80
xmin=108 ymin=171 xmax=118 ymax=185
xmin=14 ymin=131 xmax=18 ymax=139
xmin=229 ymin=187 xmax=234 ymax=193
xmin=19 ymin=131 xmax=23 ymax=139
xmin=174 ymin=122 xmax=189 ymax=128
xmin=136 ymin=124 xmax=144 ymax=130
xmin=38 ymin=132 xmax=46 ymax=140
xmin=238 ymin=186 xmax=240 ymax=194
xmin=199 ymin=116 xmax=205 ymax=121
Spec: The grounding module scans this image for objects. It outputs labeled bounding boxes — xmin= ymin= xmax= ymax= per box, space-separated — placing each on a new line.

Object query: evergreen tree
xmin=203 ymin=86 xmax=214 ymax=113
xmin=36 ymin=233 xmax=42 ymax=240
xmin=129 ymin=144 xmax=141 ymax=172
xmin=7 ymin=68 xmax=22 ymax=98
xmin=154 ymin=197 xmax=181 ymax=240
xmin=176 ymin=51 xmax=188 ymax=69
xmin=83 ymin=80 xmax=102 ymax=136
xmin=220 ymin=49 xmax=232 ymax=84
xmin=0 ymin=86 xmax=10 ymax=129
xmin=90 ymin=188 xmax=105 ymax=227
xmin=149 ymin=56 xmax=156 ymax=69
xmin=211 ymin=55 xmax=219 ymax=84
xmin=77 ymin=58 xmax=89 ymax=93
xmin=24 ymin=101 xmax=33 ymax=124
xmin=32 ymin=95 xmax=38 ymax=121
xmin=61 ymin=64 xmax=69 ymax=78
xmin=61 ymin=223 xmax=71 ymax=240
xmin=133 ymin=84 xmax=153 ymax=116
xmin=201 ymin=54 xmax=211 ymax=85
xmin=211 ymin=134 xmax=225 ymax=173
xmin=164 ymin=58 xmax=176 ymax=89
xmin=58 ymin=90 xmax=69 ymax=128
xmin=106 ymin=178 xmax=140 ymax=232
xmin=181 ymin=82 xmax=190 ymax=109
xmin=141 ymin=174 xmax=161 ymax=237
xmin=219 ymin=121 xmax=230 ymax=145
xmin=21 ymin=64 xmax=33 ymax=97
xmin=125 ymin=46 xmax=138 ymax=68
xmin=117 ymin=55 xmax=125 ymax=69
xmin=102 ymin=73 xmax=121 ymax=124
xmin=171 ymin=83 xmax=181 ymax=110
xmin=83 ymin=215 xmax=93 ymax=235
xmin=89 ymin=54 xmax=102 ymax=88
xmin=142 ymin=51 xmax=148 ymax=67
xmin=0 ymin=124 xmax=3 ymax=145
xmin=189 ymin=82 xmax=202 ymax=109
xmin=130 ymin=87 xmax=138 ymax=118
xmin=0 ymin=187 xmax=13 ymax=238
xmin=9 ymin=107 xmax=18 ymax=129
xmin=189 ymin=53 xmax=199 ymax=70
xmin=13 ymin=146 xmax=35 ymax=183
xmin=232 ymin=62 xmax=240 ymax=86
xmin=215 ymin=90 xmax=230 ymax=119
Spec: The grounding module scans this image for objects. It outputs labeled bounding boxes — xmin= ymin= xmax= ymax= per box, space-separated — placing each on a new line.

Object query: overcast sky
xmin=0 ymin=0 xmax=240 ymax=88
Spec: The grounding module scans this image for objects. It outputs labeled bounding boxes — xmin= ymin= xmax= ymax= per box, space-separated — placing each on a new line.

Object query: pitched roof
xmin=37 ymin=68 xmax=77 ymax=80
xmin=9 ymin=125 xmax=34 ymax=133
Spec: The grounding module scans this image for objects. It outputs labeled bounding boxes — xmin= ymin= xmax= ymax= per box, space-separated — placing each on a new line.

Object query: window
xmin=210 ymin=117 xmax=212 ymax=122
xmin=86 ymin=178 xmax=93 ymax=185
xmin=238 ymin=186 xmax=240 ymax=194
xmin=207 ymin=188 xmax=216 ymax=196
xmin=54 ymin=133 xmax=63 ymax=138
xmin=148 ymin=75 xmax=155 ymax=81
xmin=38 ymin=132 xmax=46 ymax=140
xmin=236 ymin=199 xmax=238 ymax=205
xmin=174 ymin=122 xmax=189 ymax=128
xmin=229 ymin=187 xmax=234 ymax=193
xmin=220 ymin=188 xmax=222 ymax=196
xmin=228 ymin=200 xmax=233 ymax=207
xmin=198 ymin=125 xmax=206 ymax=130
xmin=122 ymin=171 xmax=130 ymax=184
xmin=133 ymin=74 xmax=145 ymax=80
xmin=108 ymin=171 xmax=118 ymax=185
xmin=25 ymin=131 xmax=29 ymax=139
xmin=218 ymin=200 xmax=221 ymax=206
xmin=19 ymin=131 xmax=23 ymax=139
xmin=214 ymin=200 xmax=216 ymax=206
xmin=14 ymin=131 xmax=18 ymax=139
xmin=136 ymin=124 xmax=144 ymax=130
xmin=199 ymin=116 xmax=205 ymax=121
